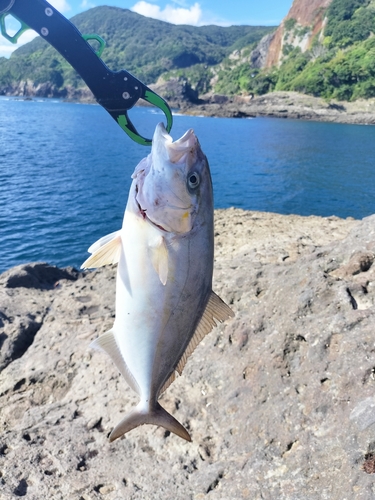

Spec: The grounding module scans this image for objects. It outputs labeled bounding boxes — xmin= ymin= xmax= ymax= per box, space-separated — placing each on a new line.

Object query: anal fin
xmin=176 ymin=291 xmax=234 ymax=376
xmin=90 ymin=330 xmax=140 ymax=395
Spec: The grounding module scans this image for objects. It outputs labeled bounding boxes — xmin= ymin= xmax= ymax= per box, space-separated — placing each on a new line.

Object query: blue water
xmin=1 ymin=97 xmax=375 ymax=273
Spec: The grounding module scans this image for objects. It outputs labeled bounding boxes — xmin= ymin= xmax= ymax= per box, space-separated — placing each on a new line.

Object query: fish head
xmin=132 ymin=122 xmax=212 ymax=234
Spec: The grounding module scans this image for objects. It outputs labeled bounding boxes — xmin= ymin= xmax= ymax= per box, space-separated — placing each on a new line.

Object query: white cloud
xmin=0 ymin=30 xmax=38 ymax=58
xmin=0 ymin=44 xmax=16 ymax=58
xmin=48 ymin=0 xmax=72 ymax=13
xmin=81 ymin=0 xmax=96 ymax=9
xmin=131 ymin=1 xmax=203 ymax=25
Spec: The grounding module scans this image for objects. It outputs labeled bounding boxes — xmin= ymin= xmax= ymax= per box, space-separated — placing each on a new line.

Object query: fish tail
xmin=109 ymin=402 xmax=191 ymax=442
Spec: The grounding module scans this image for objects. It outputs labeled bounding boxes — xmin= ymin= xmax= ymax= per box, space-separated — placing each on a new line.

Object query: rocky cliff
xmin=1 ymin=209 xmax=375 ymax=498
xmin=265 ymin=0 xmax=333 ymax=67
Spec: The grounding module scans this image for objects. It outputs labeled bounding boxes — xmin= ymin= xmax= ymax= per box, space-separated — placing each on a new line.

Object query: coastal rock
xmin=184 ymin=90 xmax=375 ymax=125
xmin=149 ymin=77 xmax=199 ymax=108
xmin=0 ymin=80 xmax=95 ymax=102
xmin=1 ymin=209 xmax=375 ymax=499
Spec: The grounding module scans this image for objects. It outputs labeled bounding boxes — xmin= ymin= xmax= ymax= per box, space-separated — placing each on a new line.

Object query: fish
xmin=81 ymin=122 xmax=234 ymax=442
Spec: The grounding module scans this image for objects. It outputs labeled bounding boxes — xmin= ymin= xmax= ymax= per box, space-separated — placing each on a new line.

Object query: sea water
xmin=1 ymin=97 xmax=375 ymax=272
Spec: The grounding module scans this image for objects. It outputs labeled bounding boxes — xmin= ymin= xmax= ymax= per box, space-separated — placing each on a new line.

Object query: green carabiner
xmin=0 ymin=12 xmax=29 ymax=43
xmin=82 ymin=33 xmax=106 ymax=58
xmin=116 ymin=90 xmax=173 ymax=146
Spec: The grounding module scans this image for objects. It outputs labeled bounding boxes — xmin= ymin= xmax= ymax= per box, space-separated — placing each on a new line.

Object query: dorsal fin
xmin=81 ymin=231 xmax=122 ymax=269
xmin=176 ymin=291 xmax=234 ymax=376
xmin=90 ymin=330 xmax=140 ymax=395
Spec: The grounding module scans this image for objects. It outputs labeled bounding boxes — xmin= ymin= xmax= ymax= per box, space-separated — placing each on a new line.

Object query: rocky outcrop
xmin=2 ymin=209 xmax=375 ymax=498
xmin=0 ymin=80 xmax=94 ymax=102
xmin=149 ymin=77 xmax=200 ymax=108
xmin=265 ymin=0 xmax=333 ymax=68
xmin=184 ymin=90 xmax=375 ymax=125
xmin=249 ymin=32 xmax=275 ymax=69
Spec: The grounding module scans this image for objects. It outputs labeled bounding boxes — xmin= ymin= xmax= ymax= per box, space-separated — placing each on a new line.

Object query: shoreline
xmin=3 ymin=90 xmax=375 ymax=126
xmin=177 ymin=91 xmax=375 ymax=125
xmin=0 ymin=209 xmax=359 ymax=275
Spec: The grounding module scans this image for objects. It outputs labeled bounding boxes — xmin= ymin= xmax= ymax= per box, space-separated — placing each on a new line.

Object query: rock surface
xmin=1 ymin=80 xmax=94 ymax=102
xmin=182 ymin=91 xmax=375 ymax=125
xmin=1 ymin=209 xmax=375 ymax=499
xmin=265 ymin=0 xmax=333 ymax=68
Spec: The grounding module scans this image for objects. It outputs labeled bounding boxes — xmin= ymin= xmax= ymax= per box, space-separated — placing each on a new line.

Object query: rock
xmin=250 ymin=32 xmax=275 ymax=69
xmin=149 ymin=77 xmax=200 ymax=108
xmin=264 ymin=0 xmax=333 ymax=68
xmin=1 ymin=209 xmax=375 ymax=499
xmin=0 ymin=80 xmax=95 ymax=102
xmin=183 ymin=90 xmax=375 ymax=124
xmin=0 ymin=262 xmax=79 ymax=289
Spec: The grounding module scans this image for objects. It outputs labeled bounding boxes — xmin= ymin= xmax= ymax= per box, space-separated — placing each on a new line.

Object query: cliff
xmin=265 ymin=0 xmax=333 ymax=67
xmin=1 ymin=209 xmax=375 ymax=498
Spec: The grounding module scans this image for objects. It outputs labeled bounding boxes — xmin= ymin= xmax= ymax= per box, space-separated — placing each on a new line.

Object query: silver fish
xmin=82 ymin=123 xmax=234 ymax=442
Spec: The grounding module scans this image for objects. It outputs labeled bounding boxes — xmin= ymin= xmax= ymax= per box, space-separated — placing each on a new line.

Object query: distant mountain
xmin=0 ymin=6 xmax=274 ymax=99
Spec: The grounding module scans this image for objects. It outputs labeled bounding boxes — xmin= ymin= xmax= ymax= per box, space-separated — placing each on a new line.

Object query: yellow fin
xmin=90 ymin=330 xmax=140 ymax=395
xmin=149 ymin=235 xmax=168 ymax=285
xmin=81 ymin=231 xmax=122 ymax=269
xmin=176 ymin=291 xmax=234 ymax=376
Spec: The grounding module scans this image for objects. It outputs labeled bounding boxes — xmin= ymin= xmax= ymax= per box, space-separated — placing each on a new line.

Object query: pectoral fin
xmin=81 ymin=231 xmax=122 ymax=269
xmin=90 ymin=330 xmax=140 ymax=395
xmin=176 ymin=291 xmax=234 ymax=376
xmin=149 ymin=235 xmax=168 ymax=285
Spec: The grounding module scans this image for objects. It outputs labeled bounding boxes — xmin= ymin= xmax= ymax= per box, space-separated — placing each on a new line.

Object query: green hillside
xmin=0 ymin=6 xmax=273 ymax=93
xmin=233 ymin=0 xmax=375 ymax=101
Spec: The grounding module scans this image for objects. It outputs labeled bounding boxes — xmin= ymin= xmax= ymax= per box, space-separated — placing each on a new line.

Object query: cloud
xmin=131 ymin=1 xmax=203 ymax=25
xmin=80 ymin=0 xmax=96 ymax=9
xmin=0 ymin=44 xmax=17 ymax=58
xmin=0 ymin=29 xmax=38 ymax=58
xmin=48 ymin=0 xmax=71 ymax=13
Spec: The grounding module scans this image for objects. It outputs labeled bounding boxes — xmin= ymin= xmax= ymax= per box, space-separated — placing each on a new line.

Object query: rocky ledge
xmin=180 ymin=91 xmax=375 ymax=125
xmin=1 ymin=209 xmax=375 ymax=499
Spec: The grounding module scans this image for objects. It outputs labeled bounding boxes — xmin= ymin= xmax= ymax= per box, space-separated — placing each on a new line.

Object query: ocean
xmin=1 ymin=97 xmax=375 ymax=273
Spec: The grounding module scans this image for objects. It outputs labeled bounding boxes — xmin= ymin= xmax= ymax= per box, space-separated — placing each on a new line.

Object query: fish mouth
xmin=137 ymin=200 xmax=168 ymax=232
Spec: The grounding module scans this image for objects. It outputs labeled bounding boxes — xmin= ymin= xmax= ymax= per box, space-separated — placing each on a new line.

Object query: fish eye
xmin=188 ymin=172 xmax=200 ymax=189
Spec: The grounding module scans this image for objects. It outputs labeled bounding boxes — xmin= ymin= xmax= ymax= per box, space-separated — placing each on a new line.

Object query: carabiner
xmin=116 ymin=88 xmax=173 ymax=146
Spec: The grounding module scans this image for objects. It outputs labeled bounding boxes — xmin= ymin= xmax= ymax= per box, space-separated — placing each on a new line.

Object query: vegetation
xmin=275 ymin=0 xmax=375 ymax=100
xmin=0 ymin=6 xmax=273 ymax=91
xmin=2 ymin=0 xmax=375 ymax=103
xmin=214 ymin=0 xmax=375 ymax=101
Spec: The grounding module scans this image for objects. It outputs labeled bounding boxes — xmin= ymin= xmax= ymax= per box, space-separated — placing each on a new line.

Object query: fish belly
xmin=113 ymin=209 xmax=212 ymax=402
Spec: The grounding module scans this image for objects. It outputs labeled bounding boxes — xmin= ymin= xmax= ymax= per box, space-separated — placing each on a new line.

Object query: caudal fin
xmin=109 ymin=402 xmax=191 ymax=442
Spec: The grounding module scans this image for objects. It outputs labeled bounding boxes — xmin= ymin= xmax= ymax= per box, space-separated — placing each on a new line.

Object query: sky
xmin=0 ymin=0 xmax=292 ymax=58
